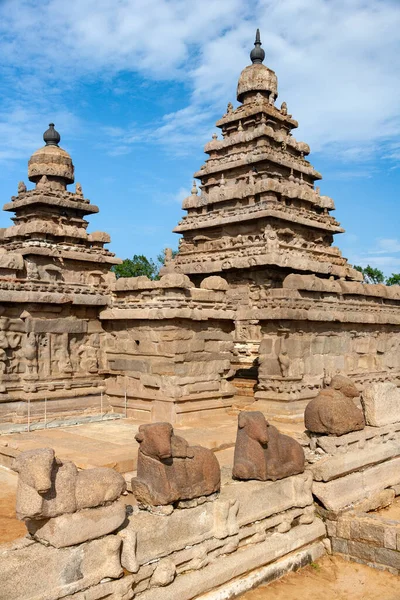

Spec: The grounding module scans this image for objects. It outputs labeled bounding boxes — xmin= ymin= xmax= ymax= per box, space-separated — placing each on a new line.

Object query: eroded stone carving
xmin=233 ymin=411 xmax=305 ymax=481
xmin=304 ymin=374 xmax=365 ymax=436
xmin=13 ymin=447 xmax=126 ymax=520
xmin=131 ymin=422 xmax=221 ymax=506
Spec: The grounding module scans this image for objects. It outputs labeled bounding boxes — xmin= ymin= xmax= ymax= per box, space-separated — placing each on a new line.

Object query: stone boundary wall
xmin=0 ymin=472 xmax=327 ymax=600
xmin=329 ymin=510 xmax=400 ymax=575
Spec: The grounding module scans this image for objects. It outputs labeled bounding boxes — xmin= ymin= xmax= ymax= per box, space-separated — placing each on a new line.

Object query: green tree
xmin=354 ymin=265 xmax=385 ymax=284
xmin=113 ymin=255 xmax=159 ymax=280
xmin=386 ymin=273 xmax=400 ymax=286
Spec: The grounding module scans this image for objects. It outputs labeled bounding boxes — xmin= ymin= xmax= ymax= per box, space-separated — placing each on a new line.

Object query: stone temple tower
xmin=1 ymin=124 xmax=120 ymax=288
xmin=169 ymin=30 xmax=362 ymax=291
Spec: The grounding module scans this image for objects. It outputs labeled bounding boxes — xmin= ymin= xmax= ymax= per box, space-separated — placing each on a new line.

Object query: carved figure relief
xmin=22 ymin=332 xmax=38 ymax=377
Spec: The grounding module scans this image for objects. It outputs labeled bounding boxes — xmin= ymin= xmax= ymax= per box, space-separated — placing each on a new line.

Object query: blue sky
xmin=0 ymin=0 xmax=400 ymax=274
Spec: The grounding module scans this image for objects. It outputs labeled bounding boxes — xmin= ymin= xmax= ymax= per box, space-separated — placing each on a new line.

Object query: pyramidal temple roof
xmin=168 ymin=31 xmax=362 ymax=285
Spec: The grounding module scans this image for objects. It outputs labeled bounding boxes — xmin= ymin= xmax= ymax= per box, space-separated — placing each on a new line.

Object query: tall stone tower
xmin=170 ymin=30 xmax=362 ymax=291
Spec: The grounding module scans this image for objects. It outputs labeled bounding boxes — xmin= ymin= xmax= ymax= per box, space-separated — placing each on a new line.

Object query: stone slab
xmin=26 ymin=500 xmax=126 ymax=547
xmin=313 ymin=456 xmax=400 ymax=512
xmin=0 ymin=535 xmax=122 ymax=600
xmin=315 ymin=422 xmax=400 ymax=454
xmin=362 ymin=383 xmax=400 ymax=427
xmin=311 ymin=440 xmax=400 ymax=482
xmin=196 ymin=541 xmax=325 ymax=600
xmin=136 ymin=521 xmax=326 ymax=600
xmin=220 ymin=471 xmax=313 ymax=527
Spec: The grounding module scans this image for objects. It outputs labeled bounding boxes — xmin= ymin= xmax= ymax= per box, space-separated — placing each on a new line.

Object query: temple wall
xmin=102 ymin=318 xmax=235 ymax=424
xmin=0 ymin=303 xmax=107 ymax=424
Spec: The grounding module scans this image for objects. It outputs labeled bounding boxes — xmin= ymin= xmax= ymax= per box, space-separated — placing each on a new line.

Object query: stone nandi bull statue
xmin=304 ymin=374 xmax=365 ymax=436
xmin=131 ymin=422 xmax=221 ymax=506
xmin=233 ymin=411 xmax=305 ymax=481
xmin=13 ymin=447 xmax=126 ymax=520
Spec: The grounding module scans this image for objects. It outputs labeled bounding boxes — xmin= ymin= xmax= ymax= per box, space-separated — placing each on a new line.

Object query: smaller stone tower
xmin=1 ymin=124 xmax=121 ymax=290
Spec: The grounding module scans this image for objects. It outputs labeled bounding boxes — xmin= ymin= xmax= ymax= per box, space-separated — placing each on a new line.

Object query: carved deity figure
xmin=0 ymin=330 xmax=8 ymax=375
xmin=25 ymin=260 xmax=40 ymax=280
xmin=18 ymin=181 xmax=27 ymax=194
xmin=227 ymin=102 xmax=234 ymax=113
xmin=75 ymin=182 xmax=83 ymax=196
xmin=78 ymin=338 xmax=99 ymax=373
xmin=22 ymin=333 xmax=37 ymax=376
xmin=278 ymin=350 xmax=290 ymax=377
xmin=280 ymin=102 xmax=288 ymax=115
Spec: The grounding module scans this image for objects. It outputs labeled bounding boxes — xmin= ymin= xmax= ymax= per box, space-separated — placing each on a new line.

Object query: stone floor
xmin=239 ymin=554 xmax=400 ymax=599
xmin=0 ymin=413 xmax=306 ymax=472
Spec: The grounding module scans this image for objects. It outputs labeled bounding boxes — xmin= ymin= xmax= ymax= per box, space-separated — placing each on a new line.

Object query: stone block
xmin=384 ymin=526 xmax=397 ymax=550
xmin=348 ymin=540 xmax=376 ymax=562
xmin=362 ymin=383 xmax=400 ymax=427
xmin=374 ymin=547 xmax=400 ymax=570
xmin=220 ymin=472 xmax=313 ymax=527
xmin=26 ymin=501 xmax=126 ymax=547
xmin=135 ymin=521 xmax=326 ymax=600
xmin=331 ymin=537 xmax=348 ymax=554
xmin=311 ymin=440 xmax=400 ymax=482
xmin=133 ymin=502 xmax=214 ymax=565
xmin=0 ymin=535 xmax=122 ymax=600
xmin=352 ymin=519 xmax=385 ymax=546
xmin=336 ymin=516 xmax=351 ymax=539
xmin=312 ymin=456 xmax=400 ymax=512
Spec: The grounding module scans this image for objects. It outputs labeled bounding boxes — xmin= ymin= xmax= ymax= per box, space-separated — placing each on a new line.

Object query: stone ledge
xmin=312 ymin=456 xmax=400 ymax=512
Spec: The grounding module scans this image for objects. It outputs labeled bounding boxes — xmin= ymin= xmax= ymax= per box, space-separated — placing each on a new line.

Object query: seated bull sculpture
xmin=304 ymin=374 xmax=365 ymax=436
xmin=232 ymin=411 xmax=305 ymax=481
xmin=131 ymin=422 xmax=221 ymax=506
xmin=13 ymin=447 xmax=126 ymax=520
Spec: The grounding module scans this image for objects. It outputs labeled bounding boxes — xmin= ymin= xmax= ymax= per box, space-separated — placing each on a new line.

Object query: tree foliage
xmin=113 ymin=248 xmax=178 ymax=280
xmin=113 ymin=255 xmax=159 ymax=280
xmin=354 ymin=265 xmax=400 ymax=286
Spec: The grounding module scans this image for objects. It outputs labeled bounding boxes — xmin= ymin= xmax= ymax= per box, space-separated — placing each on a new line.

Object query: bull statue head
xmin=13 ymin=447 xmax=55 ymax=495
xmin=135 ymin=423 xmax=174 ymax=460
xmin=238 ymin=411 xmax=269 ymax=445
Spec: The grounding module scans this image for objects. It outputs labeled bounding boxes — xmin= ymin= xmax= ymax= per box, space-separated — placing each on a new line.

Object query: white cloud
xmin=374 ymin=238 xmax=400 ymax=254
xmin=0 ymin=0 xmax=400 ymax=160
xmin=349 ymin=237 xmax=400 ymax=275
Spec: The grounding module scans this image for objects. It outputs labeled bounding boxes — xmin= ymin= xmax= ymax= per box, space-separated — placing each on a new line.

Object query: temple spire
xmin=250 ymin=28 xmax=265 ymax=64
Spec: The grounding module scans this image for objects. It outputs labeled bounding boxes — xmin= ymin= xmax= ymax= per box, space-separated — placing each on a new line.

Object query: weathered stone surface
xmin=150 ymin=558 xmax=176 ymax=587
xmin=136 ymin=521 xmax=326 ymax=600
xmin=132 ymin=422 xmax=220 ymax=505
xmin=305 ymin=388 xmax=365 ymax=436
xmin=0 ymin=535 xmax=122 ymax=600
xmin=26 ymin=500 xmax=126 ymax=547
xmin=200 ymin=276 xmax=229 ymax=291
xmin=362 ymin=382 xmax=400 ymax=427
xmin=311 ymin=439 xmax=400 ymax=481
xmin=75 ymin=467 xmax=126 ymax=509
xmin=221 ymin=472 xmax=313 ymax=527
xmin=313 ymin=455 xmax=400 ymax=511
xmin=13 ymin=448 xmax=126 ymax=520
xmin=232 ymin=411 xmax=304 ymax=481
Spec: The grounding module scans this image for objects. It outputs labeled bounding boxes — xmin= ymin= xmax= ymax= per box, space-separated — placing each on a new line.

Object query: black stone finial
xmin=250 ymin=28 xmax=265 ymax=64
xmin=43 ymin=123 xmax=61 ymax=146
